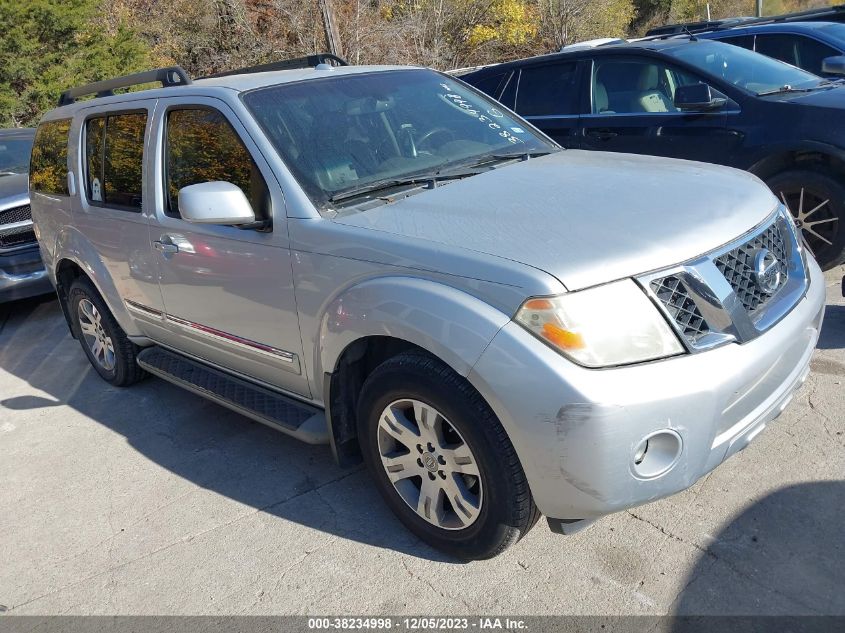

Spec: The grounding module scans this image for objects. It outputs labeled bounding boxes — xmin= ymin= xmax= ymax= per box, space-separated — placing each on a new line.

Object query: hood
xmin=776 ymin=85 xmax=845 ymax=109
xmin=335 ymin=151 xmax=777 ymax=290
xmin=0 ymin=173 xmax=29 ymax=207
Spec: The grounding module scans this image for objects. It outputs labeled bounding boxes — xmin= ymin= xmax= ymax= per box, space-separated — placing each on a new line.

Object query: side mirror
xmin=674 ymin=83 xmax=727 ymax=112
xmin=822 ymin=55 xmax=845 ymax=76
xmin=178 ymin=181 xmax=255 ymax=225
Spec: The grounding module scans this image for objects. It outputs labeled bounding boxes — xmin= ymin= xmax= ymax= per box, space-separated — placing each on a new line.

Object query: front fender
xmin=318 ymin=276 xmax=512 ymax=381
xmin=54 ymin=226 xmax=140 ymax=337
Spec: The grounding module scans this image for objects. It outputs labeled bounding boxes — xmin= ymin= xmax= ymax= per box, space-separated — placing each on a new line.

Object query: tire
xmin=357 ymin=352 xmax=539 ymax=560
xmin=767 ymin=169 xmax=845 ymax=270
xmin=67 ymin=278 xmax=146 ymax=387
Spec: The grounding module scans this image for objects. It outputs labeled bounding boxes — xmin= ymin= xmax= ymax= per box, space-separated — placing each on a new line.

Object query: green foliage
xmin=0 ymin=0 xmax=153 ymax=127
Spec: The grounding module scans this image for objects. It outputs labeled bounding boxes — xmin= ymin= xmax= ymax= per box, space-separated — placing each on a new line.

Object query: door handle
xmin=153 ymin=240 xmax=179 ymax=254
xmin=587 ymin=129 xmax=618 ymax=141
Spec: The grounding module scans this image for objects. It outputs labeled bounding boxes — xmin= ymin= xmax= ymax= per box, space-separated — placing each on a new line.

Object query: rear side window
xmin=165 ymin=108 xmax=269 ymax=219
xmin=468 ymin=72 xmax=509 ymax=99
xmin=718 ymin=35 xmax=755 ymax=50
xmin=85 ymin=112 xmax=147 ymax=210
xmin=30 ymin=119 xmax=71 ymax=195
xmin=516 ymin=63 xmax=579 ymax=116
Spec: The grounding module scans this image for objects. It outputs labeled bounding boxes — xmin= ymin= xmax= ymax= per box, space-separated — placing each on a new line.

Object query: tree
xmin=0 ymin=0 xmax=153 ymax=127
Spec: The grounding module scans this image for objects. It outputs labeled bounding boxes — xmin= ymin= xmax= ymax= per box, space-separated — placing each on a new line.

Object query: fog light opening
xmin=631 ymin=430 xmax=682 ymax=480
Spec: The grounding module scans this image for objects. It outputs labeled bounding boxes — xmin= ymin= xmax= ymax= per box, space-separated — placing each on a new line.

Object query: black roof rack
xmin=645 ymin=4 xmax=845 ymax=37
xmin=199 ymin=53 xmax=348 ymax=80
xmin=58 ymin=66 xmax=191 ymax=106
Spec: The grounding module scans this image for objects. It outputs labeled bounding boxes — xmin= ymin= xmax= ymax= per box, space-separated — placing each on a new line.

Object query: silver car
xmin=31 ymin=57 xmax=825 ymax=559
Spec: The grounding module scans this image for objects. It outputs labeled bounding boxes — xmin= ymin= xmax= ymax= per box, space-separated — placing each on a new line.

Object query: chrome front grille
xmin=714 ymin=221 xmax=788 ymax=313
xmin=642 ymin=208 xmax=808 ymax=351
xmin=650 ymin=276 xmax=710 ymax=341
xmin=0 ymin=225 xmax=36 ymax=248
xmin=0 ymin=204 xmax=32 ymax=226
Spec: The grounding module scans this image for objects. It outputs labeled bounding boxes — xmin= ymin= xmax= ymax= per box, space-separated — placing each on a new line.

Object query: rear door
xmin=578 ymin=55 xmax=741 ymax=165
xmin=512 ymin=60 xmax=582 ymax=148
xmin=74 ymin=101 xmax=165 ymax=335
xmin=148 ymin=97 xmax=310 ymax=397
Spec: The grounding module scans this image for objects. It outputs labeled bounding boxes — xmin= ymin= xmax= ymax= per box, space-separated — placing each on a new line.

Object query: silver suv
xmin=31 ymin=56 xmax=825 ymax=559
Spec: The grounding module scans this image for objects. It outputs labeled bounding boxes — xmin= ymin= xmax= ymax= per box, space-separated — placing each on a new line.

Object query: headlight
xmin=514 ymin=279 xmax=684 ymax=368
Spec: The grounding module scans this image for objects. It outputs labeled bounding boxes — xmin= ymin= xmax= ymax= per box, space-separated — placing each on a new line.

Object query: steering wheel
xmin=417 ymin=127 xmax=457 ymax=150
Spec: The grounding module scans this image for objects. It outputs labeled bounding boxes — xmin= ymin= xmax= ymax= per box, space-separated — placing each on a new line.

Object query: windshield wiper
xmin=757 ymin=84 xmax=817 ymax=97
xmin=328 ymin=173 xmax=467 ymax=203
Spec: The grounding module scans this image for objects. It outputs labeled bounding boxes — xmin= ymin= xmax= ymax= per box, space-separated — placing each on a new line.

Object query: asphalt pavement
xmin=0 ymin=267 xmax=843 ymax=616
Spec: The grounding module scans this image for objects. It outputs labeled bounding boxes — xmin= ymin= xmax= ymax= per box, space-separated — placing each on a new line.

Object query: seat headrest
xmin=637 ymin=65 xmax=659 ymax=91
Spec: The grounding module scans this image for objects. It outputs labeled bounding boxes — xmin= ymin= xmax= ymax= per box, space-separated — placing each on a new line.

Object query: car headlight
xmin=514 ymin=279 xmax=685 ymax=368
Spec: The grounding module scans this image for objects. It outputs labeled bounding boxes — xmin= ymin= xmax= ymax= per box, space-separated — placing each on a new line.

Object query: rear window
xmin=85 ymin=112 xmax=147 ymax=210
xmin=29 ymin=119 xmax=71 ymax=195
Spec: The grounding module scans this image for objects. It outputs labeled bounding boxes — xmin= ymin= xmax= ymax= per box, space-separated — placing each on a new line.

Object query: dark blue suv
xmin=460 ymin=38 xmax=845 ymax=268
xmin=699 ymin=21 xmax=845 ymax=78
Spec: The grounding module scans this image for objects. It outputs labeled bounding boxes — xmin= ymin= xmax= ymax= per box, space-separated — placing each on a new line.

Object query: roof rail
xmin=645 ymin=4 xmax=845 ymax=38
xmin=58 ymin=66 xmax=191 ymax=106
xmin=199 ymin=53 xmax=349 ymax=80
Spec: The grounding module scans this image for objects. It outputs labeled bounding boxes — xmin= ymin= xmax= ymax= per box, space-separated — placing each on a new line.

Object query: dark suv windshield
xmin=664 ymin=40 xmax=822 ymax=95
xmin=243 ymin=69 xmax=556 ymax=206
xmin=0 ymin=136 xmax=34 ymax=175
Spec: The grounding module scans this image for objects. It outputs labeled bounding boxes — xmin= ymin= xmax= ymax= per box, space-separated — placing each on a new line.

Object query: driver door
xmin=580 ymin=56 xmax=739 ymax=165
xmin=149 ymin=97 xmax=310 ymax=397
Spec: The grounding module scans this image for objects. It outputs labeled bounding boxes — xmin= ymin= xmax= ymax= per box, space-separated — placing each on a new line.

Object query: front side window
xmin=243 ymin=69 xmax=556 ymax=207
xmin=165 ymin=108 xmax=269 ymax=219
xmin=665 ymin=40 xmax=822 ymax=95
xmin=30 ymin=119 xmax=71 ymax=195
xmin=591 ymin=58 xmax=708 ymax=114
xmin=85 ymin=112 xmax=147 ymax=210
xmin=516 ymin=63 xmax=579 ymax=117
xmin=755 ymin=34 xmax=839 ymax=76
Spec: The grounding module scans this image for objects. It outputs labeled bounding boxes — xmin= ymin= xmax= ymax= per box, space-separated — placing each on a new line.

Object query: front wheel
xmin=67 ymin=278 xmax=146 ymax=387
xmin=767 ymin=169 xmax=845 ymax=270
xmin=357 ymin=352 xmax=539 ymax=560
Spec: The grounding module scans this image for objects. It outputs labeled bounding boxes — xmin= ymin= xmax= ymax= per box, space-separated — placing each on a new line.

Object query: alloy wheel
xmin=377 ymin=399 xmax=483 ymax=530
xmin=77 ymin=298 xmax=116 ymax=371
xmin=778 ymin=187 xmax=838 ymax=255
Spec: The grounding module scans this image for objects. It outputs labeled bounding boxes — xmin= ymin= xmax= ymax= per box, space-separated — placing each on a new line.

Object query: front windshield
xmin=243 ymin=69 xmax=556 ymax=206
xmin=0 ymin=136 xmax=34 ymax=174
xmin=665 ymin=40 xmax=822 ymax=95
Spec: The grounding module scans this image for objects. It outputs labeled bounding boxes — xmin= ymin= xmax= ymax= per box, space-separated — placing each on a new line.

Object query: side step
xmin=137 ymin=347 xmax=329 ymax=445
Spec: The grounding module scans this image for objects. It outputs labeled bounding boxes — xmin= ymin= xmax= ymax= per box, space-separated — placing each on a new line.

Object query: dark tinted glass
xmin=29 ymin=119 xmax=71 ymax=195
xmin=516 ymin=63 xmax=579 ymax=116
xmin=470 ymin=72 xmax=508 ymax=99
xmin=166 ymin=108 xmax=267 ymax=218
xmin=102 ymin=113 xmax=146 ymax=209
xmin=718 ymin=35 xmax=755 ymax=50
xmin=755 ymin=34 xmax=839 ymax=75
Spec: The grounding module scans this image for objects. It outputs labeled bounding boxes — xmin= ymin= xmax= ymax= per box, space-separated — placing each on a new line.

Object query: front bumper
xmin=0 ymin=244 xmax=52 ymax=303
xmin=468 ymin=256 xmax=826 ymax=522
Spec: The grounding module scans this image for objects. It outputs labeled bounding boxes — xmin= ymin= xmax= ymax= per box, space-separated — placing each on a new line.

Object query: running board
xmin=137 ymin=347 xmax=329 ymax=445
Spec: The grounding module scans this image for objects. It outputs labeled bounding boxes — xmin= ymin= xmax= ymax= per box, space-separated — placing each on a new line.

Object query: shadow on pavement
xmin=0 ymin=295 xmax=456 ymax=562
xmin=817 ymin=304 xmax=845 ymax=350
xmin=674 ymin=481 xmax=845 ymax=617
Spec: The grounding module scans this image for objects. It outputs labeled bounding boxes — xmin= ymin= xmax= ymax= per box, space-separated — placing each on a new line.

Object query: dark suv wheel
xmin=357 ymin=352 xmax=539 ymax=560
xmin=67 ymin=278 xmax=146 ymax=386
xmin=768 ymin=169 xmax=845 ymax=270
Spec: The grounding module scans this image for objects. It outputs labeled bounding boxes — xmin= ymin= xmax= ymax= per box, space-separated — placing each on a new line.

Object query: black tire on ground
xmin=767 ymin=169 xmax=845 ymax=270
xmin=356 ymin=352 xmax=540 ymax=560
xmin=67 ymin=278 xmax=146 ymax=387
